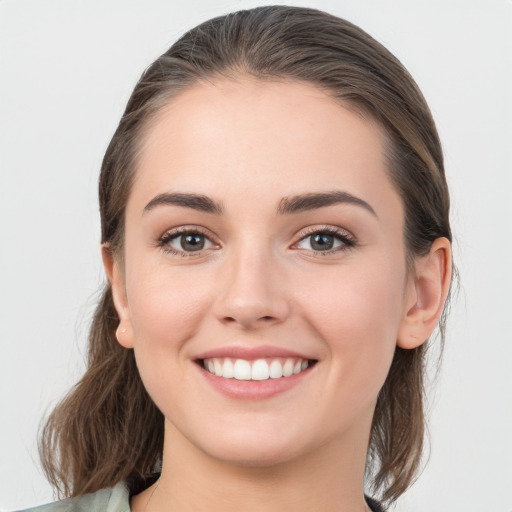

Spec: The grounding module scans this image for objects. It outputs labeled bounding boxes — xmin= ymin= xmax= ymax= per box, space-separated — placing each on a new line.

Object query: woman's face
xmin=113 ymin=78 xmax=416 ymax=466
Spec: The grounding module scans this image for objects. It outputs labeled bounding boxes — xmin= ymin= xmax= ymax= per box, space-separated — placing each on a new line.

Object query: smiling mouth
xmin=199 ymin=357 xmax=317 ymax=381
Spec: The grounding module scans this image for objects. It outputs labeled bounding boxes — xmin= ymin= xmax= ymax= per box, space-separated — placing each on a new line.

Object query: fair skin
xmin=103 ymin=77 xmax=451 ymax=512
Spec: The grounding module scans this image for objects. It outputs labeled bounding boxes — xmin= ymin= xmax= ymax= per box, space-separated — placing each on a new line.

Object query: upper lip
xmin=194 ymin=345 xmax=315 ymax=361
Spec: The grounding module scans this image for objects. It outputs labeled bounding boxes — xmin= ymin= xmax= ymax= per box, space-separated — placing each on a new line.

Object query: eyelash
xmin=293 ymin=226 xmax=356 ymax=256
xmin=158 ymin=226 xmax=218 ymax=257
xmin=157 ymin=225 xmax=356 ymax=257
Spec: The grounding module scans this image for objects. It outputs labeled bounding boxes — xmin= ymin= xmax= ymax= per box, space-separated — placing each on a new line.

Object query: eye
xmin=295 ymin=228 xmax=355 ymax=253
xmin=159 ymin=228 xmax=217 ymax=255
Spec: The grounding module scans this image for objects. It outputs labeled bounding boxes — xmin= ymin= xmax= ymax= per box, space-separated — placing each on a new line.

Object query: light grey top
xmin=18 ymin=482 xmax=130 ymax=512
xmin=17 ymin=482 xmax=384 ymax=512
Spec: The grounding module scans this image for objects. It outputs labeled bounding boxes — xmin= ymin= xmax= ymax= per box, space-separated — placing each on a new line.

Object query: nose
xmin=213 ymin=247 xmax=290 ymax=330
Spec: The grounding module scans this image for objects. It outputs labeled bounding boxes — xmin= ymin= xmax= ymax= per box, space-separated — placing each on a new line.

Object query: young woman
xmin=27 ymin=6 xmax=453 ymax=512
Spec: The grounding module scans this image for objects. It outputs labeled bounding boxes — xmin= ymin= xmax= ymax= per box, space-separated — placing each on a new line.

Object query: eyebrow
xmin=144 ymin=193 xmax=224 ymax=214
xmin=143 ymin=190 xmax=376 ymax=217
xmin=277 ymin=191 xmax=377 ymax=217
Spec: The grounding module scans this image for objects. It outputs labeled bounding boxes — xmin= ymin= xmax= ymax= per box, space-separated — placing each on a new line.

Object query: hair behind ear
xmin=368 ymin=238 xmax=452 ymax=502
xmin=367 ymin=345 xmax=425 ymax=502
xmin=39 ymin=284 xmax=164 ymax=497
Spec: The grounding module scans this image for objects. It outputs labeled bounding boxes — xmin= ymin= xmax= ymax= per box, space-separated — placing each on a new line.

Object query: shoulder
xmin=16 ymin=482 xmax=130 ymax=512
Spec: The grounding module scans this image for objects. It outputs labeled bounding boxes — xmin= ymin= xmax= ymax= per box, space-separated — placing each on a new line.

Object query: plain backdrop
xmin=1 ymin=1 xmax=511 ymax=511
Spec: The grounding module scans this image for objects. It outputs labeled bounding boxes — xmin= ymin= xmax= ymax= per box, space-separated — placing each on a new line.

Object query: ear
xmin=397 ymin=237 xmax=452 ymax=349
xmin=101 ymin=244 xmax=134 ymax=349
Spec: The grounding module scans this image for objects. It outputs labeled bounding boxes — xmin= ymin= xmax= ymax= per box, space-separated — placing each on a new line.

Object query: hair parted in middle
xmin=39 ymin=5 xmax=452 ymax=506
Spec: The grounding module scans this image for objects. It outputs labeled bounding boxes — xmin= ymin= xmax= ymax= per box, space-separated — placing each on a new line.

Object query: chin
xmin=207 ymin=441 xmax=304 ymax=468
xmin=191 ymin=422 xmax=315 ymax=468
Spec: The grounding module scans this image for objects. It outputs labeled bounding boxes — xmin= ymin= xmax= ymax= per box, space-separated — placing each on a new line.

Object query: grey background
xmin=1 ymin=1 xmax=511 ymax=510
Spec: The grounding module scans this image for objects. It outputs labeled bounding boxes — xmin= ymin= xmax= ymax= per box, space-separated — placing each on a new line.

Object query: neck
xmin=132 ymin=418 xmax=372 ymax=512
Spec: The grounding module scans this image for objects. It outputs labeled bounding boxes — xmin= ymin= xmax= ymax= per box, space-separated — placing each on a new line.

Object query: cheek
xmin=126 ymin=265 xmax=214 ymax=350
xmin=302 ymin=256 xmax=404 ymax=334
xmin=123 ymin=264 xmax=217 ymax=415
xmin=297 ymin=255 xmax=406 ymax=393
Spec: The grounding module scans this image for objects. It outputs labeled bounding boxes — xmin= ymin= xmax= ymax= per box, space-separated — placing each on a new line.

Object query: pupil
xmin=312 ymin=233 xmax=333 ymax=251
xmin=182 ymin=234 xmax=204 ymax=251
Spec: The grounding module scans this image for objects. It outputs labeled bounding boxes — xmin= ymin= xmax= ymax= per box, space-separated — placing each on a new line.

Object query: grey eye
xmin=297 ymin=232 xmax=345 ymax=251
xmin=181 ymin=234 xmax=204 ymax=251
xmin=169 ymin=233 xmax=213 ymax=252
xmin=311 ymin=233 xmax=335 ymax=250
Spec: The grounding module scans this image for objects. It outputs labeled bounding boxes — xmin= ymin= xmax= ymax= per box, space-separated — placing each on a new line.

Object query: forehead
xmin=140 ymin=77 xmax=383 ymax=168
xmin=131 ymin=77 xmax=401 ymax=221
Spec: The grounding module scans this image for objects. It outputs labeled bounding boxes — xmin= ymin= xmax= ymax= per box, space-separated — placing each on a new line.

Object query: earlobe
xmin=101 ymin=244 xmax=134 ymax=349
xmin=397 ymin=237 xmax=452 ymax=349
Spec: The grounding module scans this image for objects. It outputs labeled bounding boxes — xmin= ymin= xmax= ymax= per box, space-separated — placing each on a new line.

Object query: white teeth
xmin=269 ymin=360 xmax=283 ymax=379
xmin=251 ymin=359 xmax=270 ymax=380
xmin=203 ymin=357 xmax=311 ymax=380
xmin=222 ymin=358 xmax=234 ymax=378
xmin=283 ymin=359 xmax=294 ymax=377
xmin=233 ymin=359 xmax=252 ymax=380
xmin=214 ymin=359 xmax=223 ymax=376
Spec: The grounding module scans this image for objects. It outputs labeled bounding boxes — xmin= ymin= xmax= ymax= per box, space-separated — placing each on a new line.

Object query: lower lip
xmin=197 ymin=364 xmax=313 ymax=400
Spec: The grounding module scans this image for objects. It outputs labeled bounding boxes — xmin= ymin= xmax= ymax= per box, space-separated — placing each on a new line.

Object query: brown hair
xmin=40 ymin=5 xmax=453 ymax=505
